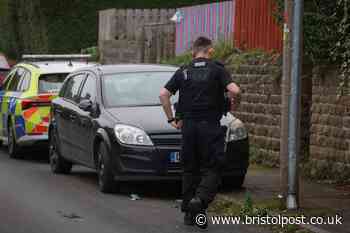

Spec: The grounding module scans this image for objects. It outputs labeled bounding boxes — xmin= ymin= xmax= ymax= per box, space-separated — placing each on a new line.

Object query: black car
xmin=49 ymin=64 xmax=249 ymax=193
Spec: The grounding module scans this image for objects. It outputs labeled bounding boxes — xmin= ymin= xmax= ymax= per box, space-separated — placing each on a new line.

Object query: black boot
xmin=184 ymin=212 xmax=195 ymax=226
xmin=188 ymin=198 xmax=208 ymax=229
xmin=188 ymin=197 xmax=204 ymax=214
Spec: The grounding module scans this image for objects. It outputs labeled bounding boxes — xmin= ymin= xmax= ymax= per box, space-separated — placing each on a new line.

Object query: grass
xmin=209 ymin=194 xmax=330 ymax=233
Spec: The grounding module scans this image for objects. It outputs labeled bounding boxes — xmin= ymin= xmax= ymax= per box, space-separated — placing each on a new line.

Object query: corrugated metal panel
xmin=175 ymin=1 xmax=234 ymax=55
xmin=234 ymin=0 xmax=282 ymax=52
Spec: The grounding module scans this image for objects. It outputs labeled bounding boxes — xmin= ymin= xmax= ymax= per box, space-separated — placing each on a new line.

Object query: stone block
xmin=344 ymin=117 xmax=350 ymax=128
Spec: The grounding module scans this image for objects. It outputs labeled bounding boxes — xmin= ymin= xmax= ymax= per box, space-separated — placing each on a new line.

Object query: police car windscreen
xmin=103 ymin=72 xmax=177 ymax=107
xmin=39 ymin=73 xmax=69 ymax=93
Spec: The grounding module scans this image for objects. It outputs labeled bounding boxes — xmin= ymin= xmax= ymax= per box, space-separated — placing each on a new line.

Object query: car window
xmin=7 ymin=67 xmax=25 ymax=91
xmin=63 ymin=73 xmax=85 ymax=103
xmin=2 ymin=68 xmax=16 ymax=90
xmin=17 ymin=70 xmax=31 ymax=92
xmin=39 ymin=73 xmax=68 ymax=93
xmin=103 ymin=72 xmax=177 ymax=107
xmin=79 ymin=74 xmax=97 ymax=102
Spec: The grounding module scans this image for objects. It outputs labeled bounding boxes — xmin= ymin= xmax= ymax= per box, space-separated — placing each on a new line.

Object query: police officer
xmin=159 ymin=37 xmax=240 ymax=228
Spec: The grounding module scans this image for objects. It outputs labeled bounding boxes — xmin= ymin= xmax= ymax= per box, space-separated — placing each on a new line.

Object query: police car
xmin=0 ymin=55 xmax=95 ymax=158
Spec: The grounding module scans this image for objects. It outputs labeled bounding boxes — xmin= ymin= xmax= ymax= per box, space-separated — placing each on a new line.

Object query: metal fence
xmin=175 ymin=1 xmax=235 ymax=55
xmin=234 ymin=0 xmax=283 ymax=52
xmin=99 ymin=0 xmax=283 ymax=63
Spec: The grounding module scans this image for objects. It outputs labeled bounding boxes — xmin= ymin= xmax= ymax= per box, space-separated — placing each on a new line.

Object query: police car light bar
xmin=22 ymin=54 xmax=92 ymax=61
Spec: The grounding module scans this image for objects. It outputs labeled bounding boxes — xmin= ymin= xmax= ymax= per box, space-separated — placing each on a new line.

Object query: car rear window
xmin=39 ymin=73 xmax=68 ymax=93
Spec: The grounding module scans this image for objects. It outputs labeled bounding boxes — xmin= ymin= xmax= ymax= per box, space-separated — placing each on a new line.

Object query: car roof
xmin=19 ymin=61 xmax=98 ymax=74
xmin=93 ymin=64 xmax=178 ymax=75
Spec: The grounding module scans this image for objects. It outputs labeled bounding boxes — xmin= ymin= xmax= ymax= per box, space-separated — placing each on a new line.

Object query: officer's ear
xmin=191 ymin=50 xmax=196 ymax=58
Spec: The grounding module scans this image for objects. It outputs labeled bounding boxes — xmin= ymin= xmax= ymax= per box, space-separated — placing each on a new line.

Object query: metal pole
xmin=287 ymin=0 xmax=303 ymax=210
xmin=280 ymin=0 xmax=293 ymax=202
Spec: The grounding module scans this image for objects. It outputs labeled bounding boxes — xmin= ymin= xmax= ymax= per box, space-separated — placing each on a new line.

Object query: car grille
xmin=150 ymin=134 xmax=182 ymax=146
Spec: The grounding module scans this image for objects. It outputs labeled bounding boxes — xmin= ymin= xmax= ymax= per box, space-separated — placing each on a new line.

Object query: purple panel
xmin=175 ymin=1 xmax=235 ymax=55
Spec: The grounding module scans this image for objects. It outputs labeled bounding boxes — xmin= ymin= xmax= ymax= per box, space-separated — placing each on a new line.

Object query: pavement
xmin=0 ymin=147 xmax=271 ymax=233
xmin=221 ymin=165 xmax=350 ymax=233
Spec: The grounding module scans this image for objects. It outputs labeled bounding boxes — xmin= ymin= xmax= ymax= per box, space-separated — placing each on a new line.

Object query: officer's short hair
xmin=192 ymin=37 xmax=213 ymax=55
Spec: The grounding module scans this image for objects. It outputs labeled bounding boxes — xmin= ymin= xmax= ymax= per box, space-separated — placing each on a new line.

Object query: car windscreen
xmin=39 ymin=73 xmax=69 ymax=93
xmin=103 ymin=71 xmax=177 ymax=107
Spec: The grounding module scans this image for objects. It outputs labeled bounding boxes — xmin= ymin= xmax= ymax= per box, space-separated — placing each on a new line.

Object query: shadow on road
xmin=0 ymin=146 xmax=245 ymax=201
xmin=71 ymin=169 xmax=183 ymax=200
xmin=0 ymin=146 xmax=49 ymax=163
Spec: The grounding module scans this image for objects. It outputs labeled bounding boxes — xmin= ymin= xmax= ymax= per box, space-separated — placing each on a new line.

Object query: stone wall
xmin=304 ymin=67 xmax=350 ymax=181
xmin=228 ymin=65 xmax=350 ymax=182
xmin=229 ymin=65 xmax=283 ymax=167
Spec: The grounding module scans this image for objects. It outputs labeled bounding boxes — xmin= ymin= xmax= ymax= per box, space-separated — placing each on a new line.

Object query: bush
xmin=162 ymin=41 xmax=279 ymax=68
xmin=161 ymin=41 xmax=236 ymax=66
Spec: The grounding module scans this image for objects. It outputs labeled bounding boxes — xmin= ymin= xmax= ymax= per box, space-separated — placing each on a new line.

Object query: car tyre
xmin=49 ymin=130 xmax=72 ymax=174
xmin=222 ymin=174 xmax=246 ymax=190
xmin=8 ymin=123 xmax=21 ymax=159
xmin=97 ymin=142 xmax=117 ymax=193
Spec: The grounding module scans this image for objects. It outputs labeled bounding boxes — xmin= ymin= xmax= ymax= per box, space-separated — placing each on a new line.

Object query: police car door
xmin=0 ymin=68 xmax=16 ymax=139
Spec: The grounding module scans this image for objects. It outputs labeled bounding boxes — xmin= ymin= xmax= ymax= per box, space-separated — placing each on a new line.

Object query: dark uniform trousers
xmin=181 ymin=118 xmax=225 ymax=212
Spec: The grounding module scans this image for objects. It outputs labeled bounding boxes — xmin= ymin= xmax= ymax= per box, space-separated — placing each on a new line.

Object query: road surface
xmin=0 ymin=148 xmax=270 ymax=233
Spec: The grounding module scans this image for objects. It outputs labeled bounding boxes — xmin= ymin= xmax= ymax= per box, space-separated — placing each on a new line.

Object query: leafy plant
xmin=161 ymin=41 xmax=236 ymax=66
xmin=240 ymin=192 xmax=254 ymax=216
xmin=81 ymin=46 xmax=99 ymax=62
xmin=273 ymin=0 xmax=350 ymax=94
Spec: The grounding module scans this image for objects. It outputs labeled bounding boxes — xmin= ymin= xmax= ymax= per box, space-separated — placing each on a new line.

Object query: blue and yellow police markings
xmin=0 ymin=92 xmax=25 ymax=139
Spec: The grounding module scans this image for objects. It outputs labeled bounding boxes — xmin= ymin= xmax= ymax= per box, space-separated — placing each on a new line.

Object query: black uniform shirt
xmin=165 ymin=58 xmax=233 ymax=120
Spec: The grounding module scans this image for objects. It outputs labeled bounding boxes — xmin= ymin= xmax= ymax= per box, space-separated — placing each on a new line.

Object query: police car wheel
xmin=97 ymin=142 xmax=117 ymax=193
xmin=49 ymin=131 xmax=72 ymax=174
xmin=8 ymin=124 xmax=21 ymax=159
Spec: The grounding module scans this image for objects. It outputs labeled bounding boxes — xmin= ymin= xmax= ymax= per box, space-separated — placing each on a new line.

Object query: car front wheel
xmin=97 ymin=142 xmax=117 ymax=193
xmin=49 ymin=130 xmax=72 ymax=174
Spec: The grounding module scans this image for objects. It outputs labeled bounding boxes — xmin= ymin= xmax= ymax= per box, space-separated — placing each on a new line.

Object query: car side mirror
xmin=79 ymin=99 xmax=93 ymax=112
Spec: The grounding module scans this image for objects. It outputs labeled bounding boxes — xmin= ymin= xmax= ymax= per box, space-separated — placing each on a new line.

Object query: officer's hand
xmin=230 ymin=97 xmax=240 ymax=111
xmin=170 ymin=121 xmax=179 ymax=129
xmin=176 ymin=120 xmax=183 ymax=129
xmin=170 ymin=121 xmax=182 ymax=130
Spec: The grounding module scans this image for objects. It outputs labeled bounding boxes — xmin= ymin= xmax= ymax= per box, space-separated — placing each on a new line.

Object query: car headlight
xmin=227 ymin=119 xmax=248 ymax=142
xmin=114 ymin=124 xmax=153 ymax=146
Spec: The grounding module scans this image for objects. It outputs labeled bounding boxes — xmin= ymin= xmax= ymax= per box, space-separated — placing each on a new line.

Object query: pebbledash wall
xmin=230 ymin=65 xmax=350 ymax=181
